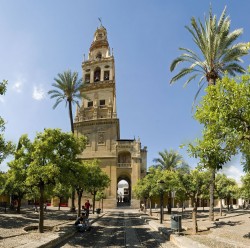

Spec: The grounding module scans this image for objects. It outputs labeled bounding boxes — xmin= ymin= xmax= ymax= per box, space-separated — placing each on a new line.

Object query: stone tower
xmin=74 ymin=25 xmax=147 ymax=208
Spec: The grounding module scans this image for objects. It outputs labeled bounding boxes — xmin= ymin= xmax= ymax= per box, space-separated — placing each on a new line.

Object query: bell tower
xmin=74 ymin=25 xmax=147 ymax=209
xmin=74 ymin=25 xmax=119 ymax=156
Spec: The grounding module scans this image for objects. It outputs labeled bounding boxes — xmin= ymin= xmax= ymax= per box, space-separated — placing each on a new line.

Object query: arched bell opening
xmin=94 ymin=67 xmax=101 ymax=82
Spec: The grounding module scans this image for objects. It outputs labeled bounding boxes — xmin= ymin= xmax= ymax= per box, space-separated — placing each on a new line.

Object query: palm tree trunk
xmin=68 ymin=101 xmax=76 ymax=212
xmin=209 ymin=168 xmax=216 ymax=221
xmin=168 ymin=191 xmax=172 ymax=214
xmin=68 ymin=101 xmax=74 ymax=134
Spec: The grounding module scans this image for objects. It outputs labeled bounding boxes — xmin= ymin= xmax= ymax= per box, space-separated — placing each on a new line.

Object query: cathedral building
xmin=74 ymin=25 xmax=147 ymax=208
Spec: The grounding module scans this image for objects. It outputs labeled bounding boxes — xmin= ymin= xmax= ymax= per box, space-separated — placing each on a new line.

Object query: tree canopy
xmin=194 ymin=72 xmax=250 ymax=172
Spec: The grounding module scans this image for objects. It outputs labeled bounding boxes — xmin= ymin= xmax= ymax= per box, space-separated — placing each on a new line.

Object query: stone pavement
xmin=0 ymin=207 xmax=250 ymax=247
xmin=144 ymin=208 xmax=250 ymax=248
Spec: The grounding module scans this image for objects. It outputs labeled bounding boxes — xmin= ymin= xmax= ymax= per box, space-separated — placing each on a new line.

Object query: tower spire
xmin=98 ymin=17 xmax=103 ymax=27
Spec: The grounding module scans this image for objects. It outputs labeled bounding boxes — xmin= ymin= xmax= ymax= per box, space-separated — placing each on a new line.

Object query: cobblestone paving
xmin=56 ymin=211 xmax=177 ymax=248
xmin=185 ymin=211 xmax=250 ymax=248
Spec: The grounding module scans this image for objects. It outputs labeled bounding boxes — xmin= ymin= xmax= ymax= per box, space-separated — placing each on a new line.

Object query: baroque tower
xmin=74 ymin=25 xmax=147 ymax=208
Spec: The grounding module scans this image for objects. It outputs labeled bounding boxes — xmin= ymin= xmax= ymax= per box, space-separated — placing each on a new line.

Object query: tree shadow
xmin=214 ymin=220 xmax=243 ymax=228
xmin=243 ymin=232 xmax=250 ymax=239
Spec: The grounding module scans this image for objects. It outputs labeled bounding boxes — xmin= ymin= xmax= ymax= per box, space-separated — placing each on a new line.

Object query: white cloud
xmin=32 ymin=85 xmax=46 ymax=100
xmin=0 ymin=96 xmax=5 ymax=103
xmin=221 ymin=165 xmax=244 ymax=183
xmin=12 ymin=80 xmax=23 ymax=93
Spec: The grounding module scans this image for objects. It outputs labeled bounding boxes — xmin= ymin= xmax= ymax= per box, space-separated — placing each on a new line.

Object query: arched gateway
xmin=74 ymin=25 xmax=147 ymax=209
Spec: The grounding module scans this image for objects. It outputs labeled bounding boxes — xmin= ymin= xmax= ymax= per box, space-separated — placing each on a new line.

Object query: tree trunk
xmin=209 ymin=168 xmax=215 ymax=221
xmin=220 ymin=198 xmax=222 ymax=216
xmin=70 ymin=189 xmax=76 ymax=212
xmin=77 ymin=190 xmax=83 ymax=217
xmin=160 ymin=192 xmax=164 ymax=224
xmin=58 ymin=197 xmax=62 ymax=211
xmin=17 ymin=197 xmax=22 ymax=214
xmin=92 ymin=192 xmax=96 ymax=214
xmin=143 ymin=198 xmax=147 ymax=213
xmin=149 ymin=198 xmax=152 ymax=216
xmin=68 ymin=101 xmax=76 ymax=212
xmin=167 ymin=191 xmax=172 ymax=214
xmin=192 ymin=198 xmax=198 ymax=234
xmin=38 ymin=182 xmax=45 ymax=233
xmin=68 ymin=101 xmax=74 ymax=134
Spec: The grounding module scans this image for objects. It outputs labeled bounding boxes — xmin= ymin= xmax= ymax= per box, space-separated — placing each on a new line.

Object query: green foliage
xmin=133 ymin=167 xmax=179 ymax=200
xmin=82 ymin=160 xmax=110 ymax=213
xmin=0 ymin=80 xmax=15 ymax=165
xmin=15 ymin=128 xmax=86 ymax=232
xmin=187 ymin=136 xmax=231 ymax=170
xmin=215 ymin=173 xmax=238 ymax=200
xmin=48 ymin=70 xmax=86 ymax=134
xmin=95 ymin=191 xmax=106 ymax=201
xmin=26 ymin=128 xmax=86 ymax=188
xmin=170 ymin=6 xmax=248 ymax=92
xmin=178 ymin=169 xmax=210 ymax=200
xmin=0 ymin=80 xmax=7 ymax=95
xmin=83 ymin=160 xmax=110 ymax=195
xmin=152 ymin=149 xmax=190 ymax=173
xmin=194 ymin=72 xmax=250 ymax=172
xmin=2 ymin=135 xmax=31 ymax=210
xmin=0 ymin=171 xmax=6 ymax=192
xmin=48 ymin=70 xmax=83 ymax=109
xmin=240 ymin=173 xmax=250 ymax=200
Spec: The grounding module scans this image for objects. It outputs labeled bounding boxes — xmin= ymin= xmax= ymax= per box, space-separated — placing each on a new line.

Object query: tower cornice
xmin=82 ymin=80 xmax=115 ymax=92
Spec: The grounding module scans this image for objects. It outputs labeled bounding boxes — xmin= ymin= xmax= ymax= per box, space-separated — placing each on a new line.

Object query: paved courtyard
xmin=0 ymin=206 xmax=249 ymax=247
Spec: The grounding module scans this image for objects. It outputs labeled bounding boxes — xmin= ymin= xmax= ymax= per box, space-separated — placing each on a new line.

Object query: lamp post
xmin=158 ymin=180 xmax=165 ymax=224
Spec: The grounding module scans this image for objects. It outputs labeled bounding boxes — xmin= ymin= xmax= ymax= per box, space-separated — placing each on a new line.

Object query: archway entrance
xmin=117 ymin=177 xmax=131 ymax=207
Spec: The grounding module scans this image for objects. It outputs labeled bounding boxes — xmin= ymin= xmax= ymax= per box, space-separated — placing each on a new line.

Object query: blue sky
xmin=0 ymin=0 xmax=250 ymax=182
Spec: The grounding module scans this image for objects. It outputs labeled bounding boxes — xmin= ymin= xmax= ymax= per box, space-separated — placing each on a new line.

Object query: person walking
xmin=84 ymin=200 xmax=91 ymax=217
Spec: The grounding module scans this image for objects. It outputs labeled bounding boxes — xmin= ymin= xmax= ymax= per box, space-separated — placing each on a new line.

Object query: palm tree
xmin=153 ymin=149 xmax=189 ymax=214
xmin=48 ymin=69 xmax=83 ymax=211
xmin=48 ymin=70 xmax=83 ymax=134
xmin=153 ymin=149 xmax=187 ymax=171
xmin=170 ymin=6 xmax=248 ymax=221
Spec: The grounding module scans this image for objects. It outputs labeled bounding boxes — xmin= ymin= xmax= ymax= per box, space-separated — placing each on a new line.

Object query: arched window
xmin=118 ymin=152 xmax=131 ymax=164
xmin=94 ymin=67 xmax=101 ymax=82
xmin=104 ymin=71 xmax=110 ymax=80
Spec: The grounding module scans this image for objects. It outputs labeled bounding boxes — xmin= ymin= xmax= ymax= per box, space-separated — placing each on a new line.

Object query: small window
xmin=85 ymin=134 xmax=90 ymax=146
xmin=88 ymin=101 xmax=93 ymax=108
xmin=99 ymin=100 xmax=105 ymax=106
xmin=98 ymin=132 xmax=105 ymax=144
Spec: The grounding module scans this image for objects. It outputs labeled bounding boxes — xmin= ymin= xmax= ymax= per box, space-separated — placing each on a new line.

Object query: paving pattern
xmin=56 ymin=211 xmax=177 ymax=248
xmin=1 ymin=207 xmax=250 ymax=248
